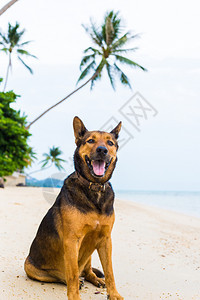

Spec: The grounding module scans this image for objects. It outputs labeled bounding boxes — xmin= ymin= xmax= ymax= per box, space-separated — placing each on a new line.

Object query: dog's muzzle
xmin=85 ymin=155 xmax=112 ymax=177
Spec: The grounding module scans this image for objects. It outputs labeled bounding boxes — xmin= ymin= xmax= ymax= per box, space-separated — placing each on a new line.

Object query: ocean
xmin=116 ymin=191 xmax=200 ymax=219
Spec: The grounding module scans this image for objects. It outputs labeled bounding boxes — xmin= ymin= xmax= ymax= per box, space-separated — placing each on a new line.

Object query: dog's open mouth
xmin=85 ymin=156 xmax=111 ymax=177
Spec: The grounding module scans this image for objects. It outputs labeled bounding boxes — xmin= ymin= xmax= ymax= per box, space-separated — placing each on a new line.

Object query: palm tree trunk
xmin=3 ymin=52 xmax=11 ymax=92
xmin=0 ymin=0 xmax=18 ymax=16
xmin=26 ymin=71 xmax=98 ymax=129
xmin=26 ymin=163 xmax=53 ymax=176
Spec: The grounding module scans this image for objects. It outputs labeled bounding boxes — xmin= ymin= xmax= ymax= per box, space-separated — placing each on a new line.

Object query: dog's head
xmin=73 ymin=116 xmax=122 ymax=184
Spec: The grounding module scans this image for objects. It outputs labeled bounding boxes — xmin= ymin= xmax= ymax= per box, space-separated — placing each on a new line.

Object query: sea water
xmin=116 ymin=191 xmax=200 ymax=218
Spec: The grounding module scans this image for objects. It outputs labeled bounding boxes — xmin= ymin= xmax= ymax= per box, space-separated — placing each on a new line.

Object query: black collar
xmin=76 ymin=172 xmax=108 ymax=193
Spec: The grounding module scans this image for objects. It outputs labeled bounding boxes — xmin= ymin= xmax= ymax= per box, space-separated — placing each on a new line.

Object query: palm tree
xmin=78 ymin=11 xmax=147 ymax=89
xmin=27 ymin=146 xmax=66 ymax=176
xmin=26 ymin=10 xmax=147 ymax=129
xmin=0 ymin=22 xmax=37 ymax=91
xmin=40 ymin=146 xmax=66 ymax=171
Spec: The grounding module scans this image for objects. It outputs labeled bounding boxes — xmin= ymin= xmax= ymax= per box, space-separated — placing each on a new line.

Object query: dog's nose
xmin=96 ymin=146 xmax=108 ymax=155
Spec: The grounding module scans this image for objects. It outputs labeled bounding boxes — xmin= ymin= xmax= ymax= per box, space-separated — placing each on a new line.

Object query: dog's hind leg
xmin=82 ymin=256 xmax=105 ymax=288
xmin=24 ymin=256 xmax=65 ymax=283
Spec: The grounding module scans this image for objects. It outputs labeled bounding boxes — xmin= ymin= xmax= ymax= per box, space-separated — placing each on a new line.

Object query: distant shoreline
xmin=116 ymin=190 xmax=200 ymax=219
xmin=9 ymin=181 xmax=200 ymax=218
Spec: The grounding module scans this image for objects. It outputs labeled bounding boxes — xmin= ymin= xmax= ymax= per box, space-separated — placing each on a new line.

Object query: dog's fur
xmin=24 ymin=116 xmax=124 ymax=300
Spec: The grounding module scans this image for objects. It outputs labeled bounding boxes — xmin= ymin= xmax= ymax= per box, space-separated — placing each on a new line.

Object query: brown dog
xmin=24 ymin=116 xmax=124 ymax=300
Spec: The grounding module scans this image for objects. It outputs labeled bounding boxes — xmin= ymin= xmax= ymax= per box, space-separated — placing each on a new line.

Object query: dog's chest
xmin=96 ymin=192 xmax=101 ymax=203
xmin=82 ymin=212 xmax=114 ymax=237
xmin=85 ymin=218 xmax=103 ymax=233
xmin=92 ymin=219 xmax=101 ymax=231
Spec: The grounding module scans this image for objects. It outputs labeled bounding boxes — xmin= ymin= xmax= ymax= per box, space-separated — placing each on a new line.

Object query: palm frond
xmin=29 ymin=149 xmax=37 ymax=161
xmin=90 ymin=21 xmax=103 ymax=46
xmin=106 ymin=62 xmax=115 ymax=90
xmin=55 ymin=158 xmax=66 ymax=163
xmin=41 ymin=160 xmax=49 ymax=168
xmin=18 ymin=40 xmax=33 ymax=47
xmin=114 ymin=54 xmax=147 ymax=71
xmin=111 ymin=33 xmax=139 ymax=51
xmin=111 ymin=32 xmax=128 ymax=50
xmin=113 ymin=47 xmax=138 ymax=53
xmin=8 ymin=22 xmax=25 ymax=47
xmin=54 ymin=161 xmax=65 ymax=171
xmin=40 ymin=154 xmax=51 ymax=167
xmin=79 ymin=54 xmax=95 ymax=70
xmin=113 ymin=63 xmax=132 ymax=89
xmin=18 ymin=56 xmax=33 ymax=74
xmin=1 ymin=47 xmax=9 ymax=53
xmin=0 ymin=32 xmax=9 ymax=44
xmin=50 ymin=146 xmax=63 ymax=157
xmin=82 ymin=22 xmax=103 ymax=47
xmin=77 ymin=60 xmax=96 ymax=83
xmin=40 ymin=157 xmax=50 ymax=162
xmin=108 ymin=11 xmax=121 ymax=41
xmin=17 ymin=49 xmax=37 ymax=59
xmin=42 ymin=153 xmax=51 ymax=159
xmin=90 ymin=58 xmax=106 ymax=89
xmin=0 ymin=41 xmax=6 ymax=46
xmin=83 ymin=47 xmax=102 ymax=55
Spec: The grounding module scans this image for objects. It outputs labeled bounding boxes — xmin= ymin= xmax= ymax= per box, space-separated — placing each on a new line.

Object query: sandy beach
xmin=0 ymin=187 xmax=200 ymax=300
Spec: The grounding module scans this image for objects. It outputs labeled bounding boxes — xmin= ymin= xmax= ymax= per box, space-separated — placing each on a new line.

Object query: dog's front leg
xmin=97 ymin=236 xmax=124 ymax=300
xmin=64 ymin=239 xmax=80 ymax=300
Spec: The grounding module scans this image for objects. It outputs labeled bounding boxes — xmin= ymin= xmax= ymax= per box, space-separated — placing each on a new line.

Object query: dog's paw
xmin=107 ymin=293 xmax=124 ymax=300
xmin=88 ymin=276 xmax=105 ymax=288
xmin=95 ymin=277 xmax=106 ymax=288
xmin=85 ymin=272 xmax=106 ymax=288
xmin=68 ymin=296 xmax=81 ymax=300
xmin=79 ymin=278 xmax=85 ymax=290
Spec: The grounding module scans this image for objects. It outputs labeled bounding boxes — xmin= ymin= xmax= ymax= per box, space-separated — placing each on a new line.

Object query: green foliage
xmin=0 ymin=91 xmax=34 ymax=177
xmin=78 ymin=10 xmax=147 ymax=89
xmin=40 ymin=146 xmax=66 ymax=171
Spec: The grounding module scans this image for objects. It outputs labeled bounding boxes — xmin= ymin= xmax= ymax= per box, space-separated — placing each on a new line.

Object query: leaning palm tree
xmin=28 ymin=146 xmax=66 ymax=176
xmin=0 ymin=22 xmax=37 ymax=91
xmin=26 ymin=10 xmax=147 ymax=129
xmin=78 ymin=11 xmax=147 ymax=89
xmin=40 ymin=146 xmax=66 ymax=171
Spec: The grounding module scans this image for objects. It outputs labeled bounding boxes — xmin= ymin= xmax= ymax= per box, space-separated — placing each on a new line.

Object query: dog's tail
xmin=92 ymin=267 xmax=105 ymax=278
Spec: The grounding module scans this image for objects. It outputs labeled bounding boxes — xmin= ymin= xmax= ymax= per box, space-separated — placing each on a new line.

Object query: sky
xmin=0 ymin=0 xmax=200 ymax=191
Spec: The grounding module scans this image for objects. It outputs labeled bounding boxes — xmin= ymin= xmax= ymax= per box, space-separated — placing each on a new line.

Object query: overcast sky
xmin=0 ymin=0 xmax=200 ymax=191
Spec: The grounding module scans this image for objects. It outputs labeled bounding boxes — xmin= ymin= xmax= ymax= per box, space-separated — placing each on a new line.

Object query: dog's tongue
xmin=92 ymin=160 xmax=105 ymax=176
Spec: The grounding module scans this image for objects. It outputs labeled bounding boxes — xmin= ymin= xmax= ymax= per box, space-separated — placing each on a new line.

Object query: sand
xmin=0 ymin=187 xmax=200 ymax=300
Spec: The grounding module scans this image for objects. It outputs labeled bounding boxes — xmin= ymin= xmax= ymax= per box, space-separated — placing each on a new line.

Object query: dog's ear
xmin=110 ymin=121 xmax=122 ymax=139
xmin=73 ymin=116 xmax=87 ymax=144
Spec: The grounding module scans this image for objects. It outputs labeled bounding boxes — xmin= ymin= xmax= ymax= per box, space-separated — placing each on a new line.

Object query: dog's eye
xmin=107 ymin=140 xmax=114 ymax=146
xmin=87 ymin=139 xmax=95 ymax=144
